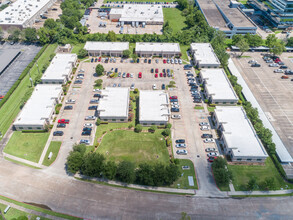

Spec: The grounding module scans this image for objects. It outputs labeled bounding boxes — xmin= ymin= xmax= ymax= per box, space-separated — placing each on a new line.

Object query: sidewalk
xmin=3 ymin=152 xmax=45 ymax=168
xmin=228 ymin=189 xmax=293 ymax=196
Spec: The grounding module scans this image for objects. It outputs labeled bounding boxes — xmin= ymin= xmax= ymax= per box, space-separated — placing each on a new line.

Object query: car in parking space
xmin=174 ymin=58 xmax=178 ymax=64
xmin=251 ymin=63 xmax=261 ymax=67
xmin=175 ymin=139 xmax=185 ymax=143
xmin=193 ymin=99 xmax=201 ymax=103
xmin=278 ymin=61 xmax=285 ymax=65
xmin=76 ymin=75 xmax=84 ymax=79
xmin=85 ymin=116 xmax=96 ymax=120
xmin=83 ymin=127 xmax=92 ymax=132
xmin=274 ymin=69 xmax=284 ymax=73
xmin=282 ymin=75 xmax=289 ymax=79
xmin=82 ymin=130 xmax=91 ymax=136
xmin=171 ymin=107 xmax=179 ymax=112
xmin=130 ymin=83 xmax=135 ymax=89
xmin=64 ymin=105 xmax=73 ymax=110
xmin=113 ymin=83 xmax=117 ymax=87
xmin=144 ymin=59 xmax=147 ymax=63
xmin=114 ymin=68 xmax=118 ymax=73
xmin=176 ymin=149 xmax=187 ymax=155
xmin=171 ymin=114 xmax=181 ymax=119
xmin=266 ymin=59 xmax=273 ymax=63
xmin=163 ymin=72 xmax=167 ymax=77
xmin=199 ymin=122 xmax=209 ymax=126
xmin=160 ymin=72 xmax=163 ymax=77
xmin=172 ymin=104 xmax=180 ymax=108
xmin=88 ymin=106 xmax=98 ymax=110
xmin=170 ymin=99 xmax=178 ymax=103
xmin=167 ymin=59 xmax=170 ymax=64
xmin=170 ymin=58 xmax=174 ymax=64
xmin=90 ymin=99 xmax=99 ymax=104
xmin=122 ymin=72 xmax=126 ymax=78
xmin=280 ymin=65 xmax=288 ymax=69
xmin=200 ymin=125 xmax=209 ymax=130
xmin=137 ymin=58 xmax=140 ymax=63
xmin=118 ymin=72 xmax=121 ymax=77
xmin=74 ymin=80 xmax=83 ymax=84
xmin=155 ymin=59 xmax=159 ymax=63
xmin=84 ymin=123 xmax=94 ymax=128
xmin=152 ymin=84 xmax=157 ymax=90
xmin=285 ymin=70 xmax=293 ymax=75
xmin=66 ymin=99 xmax=75 ymax=104
xmin=205 ymin=148 xmax=217 ymax=152
xmin=148 ymin=59 xmax=151 ymax=64
xmin=155 ymin=73 xmax=158 ymax=78
xmin=176 ymin=143 xmax=186 ymax=148
xmin=130 ymin=73 xmax=134 ymax=78
xmin=53 ymin=131 xmax=64 ymax=136
xmin=248 ymin=60 xmax=256 ymax=64
xmin=58 ymin=119 xmax=70 ymax=124
xmin=208 ymin=156 xmax=217 ymax=162
xmin=57 ymin=123 xmax=66 ymax=128
xmin=79 ymin=69 xmax=85 ymax=73
xmin=126 ymin=73 xmax=130 ymax=78
xmin=202 ymin=133 xmax=213 ymax=138
xmin=91 ymin=58 xmax=94 ymax=63
xmin=178 ymin=59 xmax=182 ymax=64
xmin=93 ymin=88 xmax=101 ymax=92
xmin=170 ymin=96 xmax=178 ymax=99
xmin=94 ymin=94 xmax=101 ymax=98
xmin=118 ymin=83 xmax=121 ymax=87
xmin=151 ymin=68 xmax=154 ymax=73
xmin=203 ymin=138 xmax=215 ymax=143
xmin=138 ymin=72 xmax=142 ymax=78
xmin=269 ymin=63 xmax=279 ymax=67
xmin=80 ymin=139 xmax=90 ymax=145
xmin=207 ymin=152 xmax=219 ymax=157
xmin=163 ymin=59 xmax=167 ymax=64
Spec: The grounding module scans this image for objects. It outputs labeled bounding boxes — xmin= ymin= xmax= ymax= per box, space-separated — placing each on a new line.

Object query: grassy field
xmin=4 ymin=132 xmax=49 ymax=163
xmin=207 ymin=107 xmax=215 ymax=112
xmin=171 ymin=159 xmax=198 ymax=189
xmin=228 ymin=158 xmax=293 ymax=191
xmin=4 ymin=157 xmax=41 ymax=169
xmin=194 ymin=106 xmax=204 ymax=110
xmin=96 ymin=130 xmax=169 ymax=165
xmin=0 ymin=44 xmax=57 ymax=140
xmin=163 ymin=8 xmax=187 ymax=33
xmin=180 ymin=44 xmax=190 ymax=63
xmin=42 ymin=141 xmax=62 ymax=166
xmin=71 ymin=43 xmax=85 ymax=54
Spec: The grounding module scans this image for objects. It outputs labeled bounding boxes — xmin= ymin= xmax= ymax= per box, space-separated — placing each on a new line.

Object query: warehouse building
xmin=84 ymin=41 xmax=129 ymax=57
xmin=139 ymin=90 xmax=169 ymax=126
xmin=213 ymin=106 xmax=268 ymax=162
xmin=41 ymin=53 xmax=77 ymax=85
xmin=98 ymin=87 xmax=130 ymax=122
xmin=13 ymin=84 xmax=62 ymax=131
xmin=135 ymin=42 xmax=181 ymax=58
xmin=0 ymin=0 xmax=56 ymax=29
xmin=109 ymin=4 xmax=164 ymax=25
xmin=191 ymin=43 xmax=221 ymax=68
xmin=199 ymin=69 xmax=238 ymax=105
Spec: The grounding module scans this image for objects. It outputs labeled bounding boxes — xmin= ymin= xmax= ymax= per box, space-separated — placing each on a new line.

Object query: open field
xmin=96 ymin=130 xmax=170 ymax=165
xmin=4 ymin=132 xmax=49 ymax=163
xmin=163 ymin=8 xmax=187 ymax=33
xmin=71 ymin=43 xmax=85 ymax=54
xmin=42 ymin=141 xmax=62 ymax=166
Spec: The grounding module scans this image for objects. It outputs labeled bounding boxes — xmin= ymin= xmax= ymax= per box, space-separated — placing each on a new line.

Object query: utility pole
xmin=29 ymin=71 xmax=33 ymax=87
xmin=36 ymin=63 xmax=41 ymax=76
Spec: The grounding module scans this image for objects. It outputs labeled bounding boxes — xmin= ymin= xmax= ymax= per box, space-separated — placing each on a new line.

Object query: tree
xmin=104 ymin=161 xmax=117 ymax=180
xmin=212 ymin=157 xmax=227 ymax=169
xmin=234 ymin=84 xmax=243 ymax=97
xmin=73 ymin=144 xmax=86 ymax=155
xmin=236 ymin=38 xmax=249 ymax=57
xmin=166 ymin=123 xmax=172 ymax=129
xmin=245 ymin=34 xmax=263 ymax=47
xmin=8 ymin=27 xmax=22 ymax=42
xmin=286 ymin=37 xmax=293 ymax=47
xmin=107 ymin=31 xmax=117 ymax=42
xmin=96 ymin=119 xmax=101 ymax=126
xmin=153 ymin=163 xmax=168 ymax=186
xmin=131 ymin=53 xmax=138 ymax=61
xmin=81 ymin=153 xmax=105 ymax=177
xmin=44 ymin=18 xmax=57 ymax=29
xmin=180 ymin=212 xmax=191 ymax=220
xmin=78 ymin=48 xmax=88 ymax=58
xmin=24 ymin=28 xmax=37 ymax=42
xmin=232 ymin=34 xmax=244 ymax=45
xmin=247 ymin=176 xmax=258 ymax=191
xmin=95 ymin=64 xmax=104 ymax=76
xmin=134 ymin=124 xmax=143 ymax=133
xmin=66 ymin=151 xmax=83 ymax=174
xmin=262 ymin=177 xmax=276 ymax=190
xmin=135 ymin=163 xmax=154 ymax=186
xmin=0 ymin=27 xmax=4 ymax=41
xmin=271 ymin=41 xmax=285 ymax=56
xmin=213 ymin=168 xmax=232 ymax=186
xmin=116 ymin=161 xmax=136 ymax=183
xmin=134 ymin=88 xmax=139 ymax=94
xmin=95 ymin=79 xmax=103 ymax=87
xmin=162 ymin=128 xmax=171 ymax=136
xmin=122 ymin=49 xmax=131 ymax=58
xmin=165 ymin=163 xmax=180 ymax=185
xmin=266 ymin=34 xmax=278 ymax=50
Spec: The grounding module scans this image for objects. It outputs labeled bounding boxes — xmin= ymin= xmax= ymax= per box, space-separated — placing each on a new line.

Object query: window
xmin=160 ymin=123 xmax=164 ymax=125
xmin=19 ymin=127 xmax=23 ymax=129
xmin=230 ymin=102 xmax=234 ymax=104
xmin=112 ymin=119 xmax=116 ymax=122
xmin=237 ymin=158 xmax=242 ymax=161
xmin=247 ymin=158 xmax=252 ymax=161
xmin=28 ymin=127 xmax=32 ymax=130
xmin=151 ymin=123 xmax=155 ymax=125
xmin=223 ymin=102 xmax=226 ymax=104
xmin=104 ymin=119 xmax=108 ymax=121
xmin=257 ymin=159 xmax=262 ymax=161
xmin=215 ymin=102 xmax=219 ymax=104
xmin=120 ymin=119 xmax=124 ymax=121
xmin=37 ymin=127 xmax=41 ymax=130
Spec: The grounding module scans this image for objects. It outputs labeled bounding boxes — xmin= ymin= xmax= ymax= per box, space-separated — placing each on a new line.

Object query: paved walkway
xmin=3 ymin=153 xmax=45 ymax=168
xmin=228 ymin=189 xmax=293 ymax=196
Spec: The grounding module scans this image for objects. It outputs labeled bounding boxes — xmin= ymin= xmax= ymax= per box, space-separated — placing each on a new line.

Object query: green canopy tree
xmin=236 ymin=38 xmax=250 ymax=57
xmin=95 ymin=64 xmax=104 ymax=76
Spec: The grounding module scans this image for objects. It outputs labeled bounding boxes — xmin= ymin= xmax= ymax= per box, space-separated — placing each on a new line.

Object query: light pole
xmin=28 ymin=71 xmax=33 ymax=87
xmin=36 ymin=63 xmax=41 ymax=76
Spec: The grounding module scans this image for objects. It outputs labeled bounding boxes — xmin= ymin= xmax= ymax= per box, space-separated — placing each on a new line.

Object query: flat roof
xmin=41 ymin=54 xmax=77 ymax=81
xmin=111 ymin=4 xmax=164 ymax=23
xmin=139 ymin=90 xmax=169 ymax=122
xmin=98 ymin=87 xmax=129 ymax=118
xmin=84 ymin=41 xmax=129 ymax=52
xmin=135 ymin=42 xmax=180 ymax=53
xmin=14 ymin=84 xmax=62 ymax=126
xmin=0 ymin=49 xmax=20 ymax=73
xmin=214 ymin=106 xmax=268 ymax=158
xmin=0 ymin=0 xmax=52 ymax=26
xmin=191 ymin=43 xmax=220 ymax=66
xmin=200 ymin=69 xmax=238 ymax=101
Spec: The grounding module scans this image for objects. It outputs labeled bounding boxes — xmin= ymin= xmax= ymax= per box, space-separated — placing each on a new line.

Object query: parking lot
xmin=232 ymin=52 xmax=293 ymax=157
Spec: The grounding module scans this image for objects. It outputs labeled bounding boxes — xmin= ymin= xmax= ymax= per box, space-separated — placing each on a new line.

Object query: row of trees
xmin=66 ymin=144 xmax=180 ymax=186
xmin=0 ymin=26 xmax=38 ymax=42
xmin=212 ymin=157 xmax=233 ymax=186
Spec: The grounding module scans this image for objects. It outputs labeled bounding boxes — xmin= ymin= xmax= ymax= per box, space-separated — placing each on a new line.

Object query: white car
xmin=84 ymin=123 xmax=94 ymax=128
xmin=172 ymin=104 xmax=180 ymax=108
xmin=266 ymin=60 xmax=273 ymax=63
xmin=175 ymin=144 xmax=186 ymax=148
xmin=93 ymin=89 xmax=101 ymax=92
xmin=66 ymin=99 xmax=76 ymax=104
xmin=178 ymin=59 xmax=182 ymax=64
xmin=130 ymin=73 xmax=134 ymax=78
xmin=205 ymin=148 xmax=217 ymax=152
xmin=200 ymin=126 xmax=210 ymax=131
xmin=248 ymin=60 xmax=256 ymax=64
xmin=171 ymin=114 xmax=181 ymax=119
xmin=80 ymin=139 xmax=90 ymax=145
xmin=207 ymin=152 xmax=219 ymax=157
xmin=79 ymin=69 xmax=85 ymax=73
xmin=85 ymin=116 xmax=96 ymax=120
xmin=274 ymin=69 xmax=284 ymax=73
xmin=199 ymin=122 xmax=209 ymax=126
xmin=176 ymin=149 xmax=187 ymax=155
xmin=269 ymin=63 xmax=279 ymax=67
xmin=152 ymin=84 xmax=157 ymax=90
xmin=76 ymin=76 xmax=84 ymax=79
xmin=203 ymin=138 xmax=215 ymax=143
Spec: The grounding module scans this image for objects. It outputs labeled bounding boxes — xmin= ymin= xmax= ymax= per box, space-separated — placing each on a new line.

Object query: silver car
xmin=176 ymin=149 xmax=188 ymax=155
xmin=175 ymin=144 xmax=186 ymax=148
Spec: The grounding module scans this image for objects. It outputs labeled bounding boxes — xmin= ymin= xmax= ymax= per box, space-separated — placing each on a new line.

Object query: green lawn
xmin=4 ymin=157 xmax=41 ymax=169
xmin=180 ymin=44 xmax=190 ymax=63
xmin=194 ymin=106 xmax=204 ymax=110
xmin=207 ymin=107 xmax=215 ymax=112
xmin=0 ymin=44 xmax=57 ymax=141
xmin=163 ymin=8 xmax=187 ymax=33
xmin=228 ymin=158 xmax=293 ymax=191
xmin=96 ymin=130 xmax=170 ymax=165
xmin=171 ymin=159 xmax=198 ymax=189
xmin=42 ymin=141 xmax=62 ymax=166
xmin=71 ymin=43 xmax=85 ymax=54
xmin=4 ymin=132 xmax=49 ymax=163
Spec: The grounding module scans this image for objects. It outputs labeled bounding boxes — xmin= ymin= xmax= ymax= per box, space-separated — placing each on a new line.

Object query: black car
xmin=186 ymin=73 xmax=194 ymax=77
xmin=144 ymin=59 xmax=147 ymax=63
xmin=193 ymin=99 xmax=201 ymax=103
xmin=115 ymin=68 xmax=118 ymax=73
xmin=74 ymin=80 xmax=82 ymax=84
xmin=64 ymin=105 xmax=73 ymax=110
xmin=176 ymin=139 xmax=185 ymax=143
xmin=53 ymin=131 xmax=64 ymax=136
xmin=137 ymin=58 xmax=140 ymax=63
xmin=82 ymin=130 xmax=91 ymax=136
xmin=151 ymin=68 xmax=154 ymax=73
xmin=148 ymin=59 xmax=151 ymax=64
xmin=95 ymin=58 xmax=98 ymax=62
xmin=280 ymin=65 xmax=288 ymax=69
xmin=91 ymin=58 xmax=94 ymax=63
xmin=88 ymin=106 xmax=97 ymax=110
xmin=57 ymin=123 xmax=66 ymax=128
xmin=170 ymin=99 xmax=178 ymax=102
xmin=162 ymin=84 xmax=165 ymax=89
xmin=93 ymin=94 xmax=101 ymax=98
xmin=83 ymin=127 xmax=92 ymax=132
xmin=171 ymin=108 xmax=180 ymax=112
xmin=202 ymin=134 xmax=213 ymax=138
xmin=184 ymin=65 xmax=192 ymax=70
xmin=163 ymin=69 xmax=165 ymax=73
xmin=189 ymin=83 xmax=197 ymax=86
xmin=251 ymin=63 xmax=261 ymax=67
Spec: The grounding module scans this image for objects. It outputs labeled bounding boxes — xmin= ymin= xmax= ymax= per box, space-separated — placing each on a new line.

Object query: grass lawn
xmin=71 ymin=43 xmax=85 ymax=54
xmin=129 ymin=43 xmax=135 ymax=57
xmin=4 ymin=132 xmax=49 ymax=163
xmin=0 ymin=44 xmax=57 ymax=141
xmin=96 ymin=130 xmax=169 ymax=166
xmin=171 ymin=159 xmax=198 ymax=189
xmin=180 ymin=44 xmax=190 ymax=64
xmin=163 ymin=8 xmax=187 ymax=33
xmin=194 ymin=106 xmax=204 ymax=110
xmin=228 ymin=158 xmax=293 ymax=191
xmin=4 ymin=157 xmax=41 ymax=169
xmin=42 ymin=141 xmax=62 ymax=166
xmin=207 ymin=107 xmax=215 ymax=112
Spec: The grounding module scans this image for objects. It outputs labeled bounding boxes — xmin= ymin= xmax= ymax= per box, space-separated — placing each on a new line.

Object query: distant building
xmin=190 ymin=43 xmax=221 ymax=68
xmin=213 ymin=106 xmax=268 ymax=162
xmin=84 ymin=41 xmax=129 ymax=57
xmin=98 ymin=87 xmax=130 ymax=122
xmin=41 ymin=54 xmax=77 ymax=85
xmin=58 ymin=44 xmax=72 ymax=53
xmin=135 ymin=42 xmax=181 ymax=58
xmin=139 ymin=90 xmax=170 ymax=126
xmin=13 ymin=84 xmax=62 ymax=130
xmin=199 ymin=69 xmax=238 ymax=105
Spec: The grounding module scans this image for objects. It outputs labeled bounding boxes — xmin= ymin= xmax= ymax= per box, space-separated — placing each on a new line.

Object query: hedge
xmin=21 ymin=130 xmax=47 ymax=133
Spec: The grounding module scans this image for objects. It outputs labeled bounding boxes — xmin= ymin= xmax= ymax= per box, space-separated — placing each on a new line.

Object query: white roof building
xmin=135 ymin=42 xmax=181 ymax=57
xmin=200 ymin=69 xmax=238 ymax=104
xmin=84 ymin=42 xmax=129 ymax=57
xmin=190 ymin=43 xmax=221 ymax=68
xmin=139 ymin=90 xmax=170 ymax=125
xmin=98 ymin=87 xmax=130 ymax=121
xmin=214 ymin=106 xmax=268 ymax=162
xmin=41 ymin=53 xmax=77 ymax=84
xmin=13 ymin=84 xmax=62 ymax=130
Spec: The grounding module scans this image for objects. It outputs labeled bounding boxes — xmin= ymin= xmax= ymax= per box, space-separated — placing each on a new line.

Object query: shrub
xmin=128 ymin=124 xmax=133 ymax=129
xmin=149 ymin=125 xmax=157 ymax=133
xmin=78 ymin=48 xmax=88 ymax=58
xmin=166 ymin=123 xmax=172 ymax=129
xmin=134 ymin=88 xmax=139 ymax=94
xmin=134 ymin=124 xmax=143 ymax=133
xmin=95 ymin=79 xmax=103 ymax=87
xmin=162 ymin=128 xmax=171 ymax=137
xmin=96 ymin=119 xmax=101 ymax=126
xmin=96 ymin=64 xmax=104 ymax=76
xmin=209 ymin=104 xmax=216 ymax=107
xmin=204 ymin=99 xmax=209 ymax=103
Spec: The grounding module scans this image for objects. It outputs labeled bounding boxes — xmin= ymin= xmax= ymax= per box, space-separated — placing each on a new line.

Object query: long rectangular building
xmin=13 ymin=84 xmax=62 ymax=130
xmin=139 ymin=90 xmax=169 ymax=126
xmin=135 ymin=42 xmax=181 ymax=58
xmin=199 ymin=69 xmax=238 ymax=105
xmin=84 ymin=41 xmax=129 ymax=57
xmin=191 ymin=43 xmax=220 ymax=68
xmin=213 ymin=106 xmax=268 ymax=162
xmin=41 ymin=54 xmax=77 ymax=85
xmin=98 ymin=87 xmax=130 ymax=122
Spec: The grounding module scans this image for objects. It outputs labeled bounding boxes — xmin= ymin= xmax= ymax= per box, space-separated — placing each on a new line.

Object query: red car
xmin=126 ymin=73 xmax=130 ymax=78
xmin=98 ymin=57 xmax=101 ymax=62
xmin=155 ymin=73 xmax=158 ymax=78
xmin=155 ymin=68 xmax=159 ymax=73
xmin=163 ymin=59 xmax=166 ymax=64
xmin=0 ymin=95 xmax=4 ymax=100
xmin=274 ymin=58 xmax=281 ymax=63
xmin=169 ymin=96 xmax=178 ymax=99
xmin=160 ymin=73 xmax=163 ymax=77
xmin=208 ymin=156 xmax=217 ymax=163
xmin=138 ymin=72 xmax=142 ymax=78
xmin=58 ymin=119 xmax=70 ymax=124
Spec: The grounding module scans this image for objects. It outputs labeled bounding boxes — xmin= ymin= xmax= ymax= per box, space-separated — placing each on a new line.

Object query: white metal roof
xmin=41 ymin=54 xmax=77 ymax=82
xmin=0 ymin=0 xmax=52 ymax=26
xmin=139 ymin=90 xmax=169 ymax=122
xmin=135 ymin=42 xmax=181 ymax=53
xmin=200 ymin=69 xmax=238 ymax=101
xmin=84 ymin=42 xmax=129 ymax=52
xmin=110 ymin=4 xmax=164 ymax=23
xmin=214 ymin=106 xmax=268 ymax=158
xmin=191 ymin=43 xmax=220 ymax=66
xmin=98 ymin=87 xmax=129 ymax=118
xmin=14 ymin=84 xmax=62 ymax=126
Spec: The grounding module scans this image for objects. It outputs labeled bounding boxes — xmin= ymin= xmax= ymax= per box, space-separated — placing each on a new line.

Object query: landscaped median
xmin=42 ymin=141 xmax=62 ymax=166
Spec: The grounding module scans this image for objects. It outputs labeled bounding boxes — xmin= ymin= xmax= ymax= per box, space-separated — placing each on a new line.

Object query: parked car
xmin=171 ymin=114 xmax=181 ymax=119
xmin=251 ymin=63 xmax=261 ymax=67
xmin=200 ymin=125 xmax=209 ymax=130
xmin=155 ymin=73 xmax=158 ymax=78
xmin=205 ymin=148 xmax=217 ymax=152
xmin=208 ymin=156 xmax=217 ymax=162
xmin=176 ymin=149 xmax=187 ymax=155
xmin=171 ymin=107 xmax=179 ymax=112
xmin=58 ymin=119 xmax=69 ymax=124
xmin=151 ymin=68 xmax=154 ymax=73
xmin=280 ymin=65 xmax=288 ymax=69
xmin=281 ymin=75 xmax=289 ymax=79
xmin=176 ymin=144 xmax=186 ymax=148
xmin=88 ymin=106 xmax=98 ymax=110
xmin=175 ymin=139 xmax=185 ymax=143
xmin=199 ymin=122 xmax=209 ymax=126
xmin=202 ymin=134 xmax=213 ymax=138
xmin=93 ymin=94 xmax=101 ymax=98
xmin=170 ymin=99 xmax=178 ymax=102
xmin=83 ymin=127 xmax=92 ymax=132
xmin=90 ymin=99 xmax=99 ymax=104
xmin=169 ymin=96 xmax=178 ymax=99
xmin=274 ymin=69 xmax=284 ymax=73
xmin=203 ymin=138 xmax=215 ymax=143
xmin=162 ymin=84 xmax=165 ymax=89
xmin=122 ymin=72 xmax=126 ymax=78
xmin=248 ymin=60 xmax=256 ymax=64
xmin=74 ymin=80 xmax=83 ymax=84
xmin=269 ymin=63 xmax=279 ymax=67
xmin=53 ymin=131 xmax=64 ymax=136
xmin=64 ymin=105 xmax=73 ymax=110
xmin=65 ymin=99 xmax=75 ymax=104
xmin=207 ymin=152 xmax=219 ymax=157
xmin=152 ymin=84 xmax=157 ymax=90
xmin=57 ymin=123 xmax=66 ymax=128
xmin=85 ymin=116 xmax=96 ymax=120
xmin=138 ymin=72 xmax=142 ymax=78
xmin=80 ymin=139 xmax=90 ymax=145
xmin=130 ymin=83 xmax=135 ymax=89
xmin=82 ymin=131 xmax=91 ymax=136
xmin=148 ymin=59 xmax=151 ymax=64
xmin=84 ymin=123 xmax=94 ymax=128
xmin=172 ymin=104 xmax=180 ymax=108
